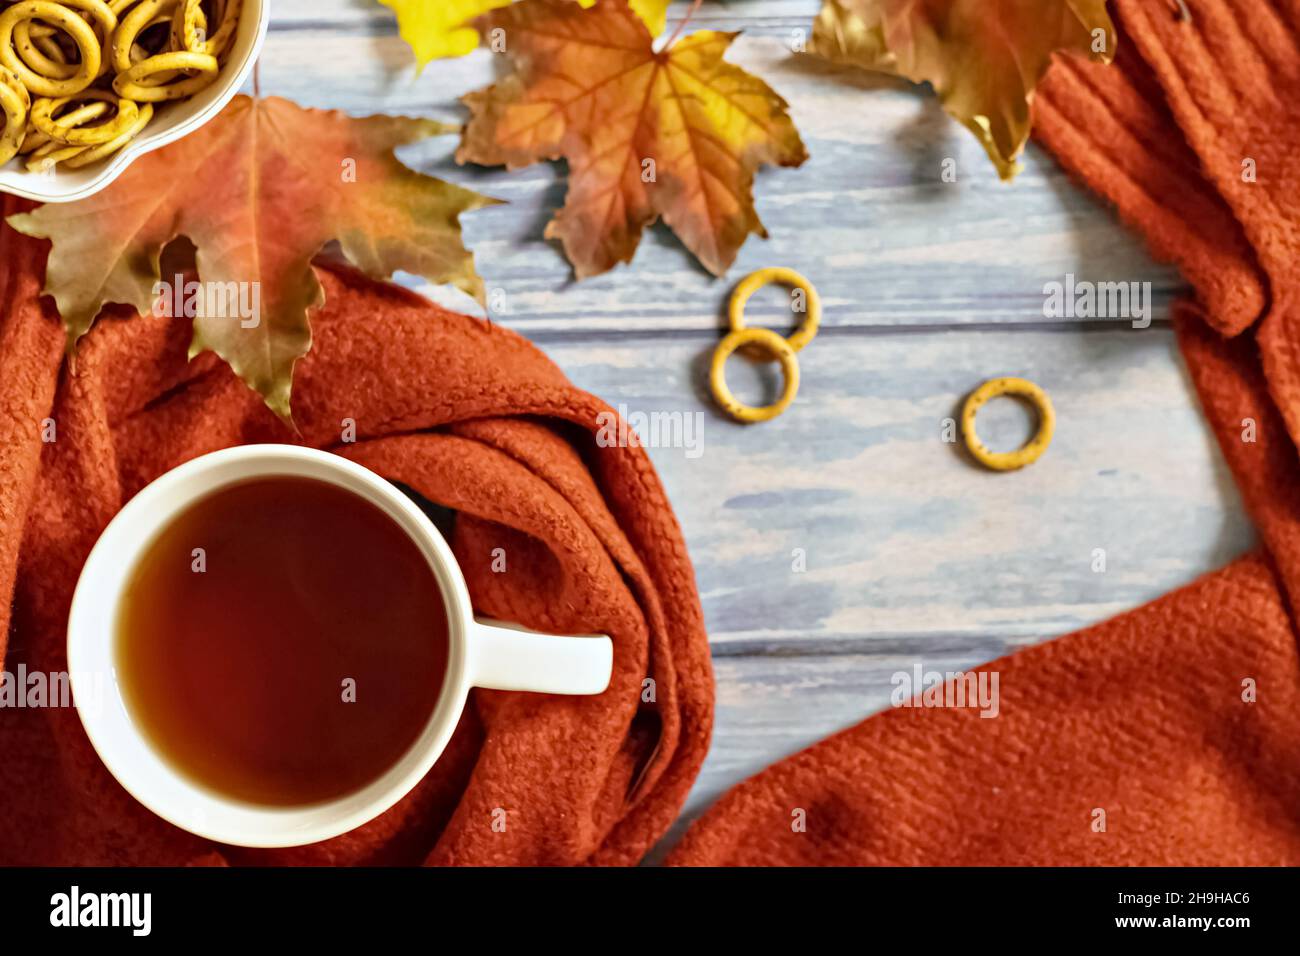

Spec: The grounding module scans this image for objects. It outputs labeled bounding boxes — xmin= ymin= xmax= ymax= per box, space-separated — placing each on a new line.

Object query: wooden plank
xmin=542 ymin=327 xmax=1254 ymax=647
xmin=269 ymin=0 xmax=866 ymax=29
xmin=244 ymin=19 xmax=1184 ymax=335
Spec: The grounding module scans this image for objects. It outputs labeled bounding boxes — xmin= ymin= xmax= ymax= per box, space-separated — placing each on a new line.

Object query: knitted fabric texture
xmin=0 ymin=208 xmax=713 ymax=865
xmin=668 ymin=0 xmax=1300 ymax=865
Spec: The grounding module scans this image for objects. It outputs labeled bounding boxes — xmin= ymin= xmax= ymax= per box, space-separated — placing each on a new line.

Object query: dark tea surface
xmin=116 ymin=476 xmax=449 ymax=806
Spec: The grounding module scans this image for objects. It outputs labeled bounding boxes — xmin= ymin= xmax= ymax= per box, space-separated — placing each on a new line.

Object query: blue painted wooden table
xmin=268 ymin=0 xmax=1254 ymax=843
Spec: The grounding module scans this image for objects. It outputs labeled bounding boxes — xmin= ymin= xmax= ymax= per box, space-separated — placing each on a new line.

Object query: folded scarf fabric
xmin=0 ymin=207 xmax=714 ymax=865
xmin=6 ymin=0 xmax=1300 ymax=869
xmin=668 ymin=0 xmax=1300 ymax=865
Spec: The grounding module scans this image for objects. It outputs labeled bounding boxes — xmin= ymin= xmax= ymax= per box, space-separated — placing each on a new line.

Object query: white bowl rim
xmin=0 ymin=0 xmax=268 ymax=204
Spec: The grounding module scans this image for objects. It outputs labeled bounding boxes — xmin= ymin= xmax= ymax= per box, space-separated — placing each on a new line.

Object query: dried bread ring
xmin=175 ymin=0 xmax=235 ymax=59
xmin=0 ymin=0 xmax=113 ymax=97
xmin=728 ymin=267 xmax=822 ymax=353
xmin=31 ymin=89 xmax=138 ymax=145
xmin=132 ymin=9 xmax=200 ymax=85
xmin=64 ymin=99 xmax=150 ymax=166
xmin=710 ymin=328 xmax=801 ymax=424
xmin=0 ymin=64 xmax=30 ymax=165
xmin=36 ymin=97 xmax=111 ymax=129
xmin=0 ymin=60 xmax=30 ymax=107
xmin=960 ymin=376 xmax=1056 ymax=472
xmin=112 ymin=0 xmax=177 ymax=73
xmin=57 ymin=0 xmax=121 ymax=45
xmin=14 ymin=20 xmax=78 ymax=80
xmin=112 ymin=49 xmax=217 ymax=101
xmin=25 ymin=136 xmax=86 ymax=172
xmin=18 ymin=124 xmax=50 ymax=153
xmin=34 ymin=31 xmax=71 ymax=63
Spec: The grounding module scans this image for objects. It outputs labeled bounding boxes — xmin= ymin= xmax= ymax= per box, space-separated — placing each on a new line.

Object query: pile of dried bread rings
xmin=710 ymin=267 xmax=821 ymax=424
xmin=0 ymin=0 xmax=241 ymax=172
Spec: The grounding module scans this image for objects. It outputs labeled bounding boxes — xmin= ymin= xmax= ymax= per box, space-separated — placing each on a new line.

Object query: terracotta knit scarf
xmin=3 ymin=0 xmax=1299 ymax=867
xmin=670 ymin=0 xmax=1300 ymax=865
xmin=0 ymin=224 xmax=714 ymax=865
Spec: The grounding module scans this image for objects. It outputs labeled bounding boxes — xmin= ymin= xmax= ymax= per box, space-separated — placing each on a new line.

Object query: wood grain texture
xmin=251 ymin=5 xmax=1184 ymax=335
xmin=258 ymin=1 xmax=1251 ymax=836
xmin=549 ymin=328 xmax=1253 ymax=650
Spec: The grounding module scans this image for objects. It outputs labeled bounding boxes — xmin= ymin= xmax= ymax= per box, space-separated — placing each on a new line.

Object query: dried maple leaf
xmin=379 ymin=0 xmax=673 ymax=68
xmin=8 ymin=95 xmax=498 ymax=423
xmin=456 ymin=0 xmax=808 ymax=279
xmin=811 ymin=0 xmax=1115 ymax=180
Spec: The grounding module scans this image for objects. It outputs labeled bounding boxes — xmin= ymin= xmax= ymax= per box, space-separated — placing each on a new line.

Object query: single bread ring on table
xmin=960 ymin=376 xmax=1056 ymax=472
xmin=728 ymin=266 xmax=822 ymax=354
xmin=113 ymin=49 xmax=218 ymax=101
xmin=710 ymin=327 xmax=801 ymax=424
xmin=30 ymin=89 xmax=139 ymax=145
xmin=0 ymin=0 xmax=115 ymax=97
xmin=0 ymin=64 xmax=30 ymax=165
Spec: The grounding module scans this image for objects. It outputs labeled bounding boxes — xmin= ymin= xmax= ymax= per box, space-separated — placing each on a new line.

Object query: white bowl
xmin=0 ymin=0 xmax=268 ymax=204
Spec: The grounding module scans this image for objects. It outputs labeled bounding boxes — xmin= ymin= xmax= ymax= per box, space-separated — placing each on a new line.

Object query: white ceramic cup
xmin=67 ymin=444 xmax=613 ymax=848
xmin=0 ymin=0 xmax=268 ymax=203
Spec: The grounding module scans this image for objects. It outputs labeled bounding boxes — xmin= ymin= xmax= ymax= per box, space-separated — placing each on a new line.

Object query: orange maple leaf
xmin=457 ymin=0 xmax=809 ymax=279
xmin=811 ymin=0 xmax=1116 ymax=180
xmin=9 ymin=95 xmax=498 ymax=422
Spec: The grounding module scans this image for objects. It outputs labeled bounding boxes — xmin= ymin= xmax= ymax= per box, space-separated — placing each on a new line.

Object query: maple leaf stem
xmin=665 ymin=0 xmax=704 ymax=49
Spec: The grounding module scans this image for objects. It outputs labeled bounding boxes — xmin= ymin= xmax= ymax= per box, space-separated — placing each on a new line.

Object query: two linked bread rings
xmin=0 ymin=0 xmax=241 ymax=173
xmin=711 ymin=271 xmax=1058 ymax=467
xmin=711 ymin=267 xmax=821 ymax=424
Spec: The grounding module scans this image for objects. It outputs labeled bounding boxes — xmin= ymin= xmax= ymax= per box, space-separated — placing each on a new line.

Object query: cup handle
xmin=469 ymin=617 xmax=613 ymax=695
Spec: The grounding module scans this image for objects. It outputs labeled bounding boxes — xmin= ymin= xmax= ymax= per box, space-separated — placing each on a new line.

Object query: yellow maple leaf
xmin=457 ymin=0 xmax=808 ymax=278
xmin=379 ymin=0 xmax=673 ymax=69
xmin=811 ymin=0 xmax=1115 ymax=180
